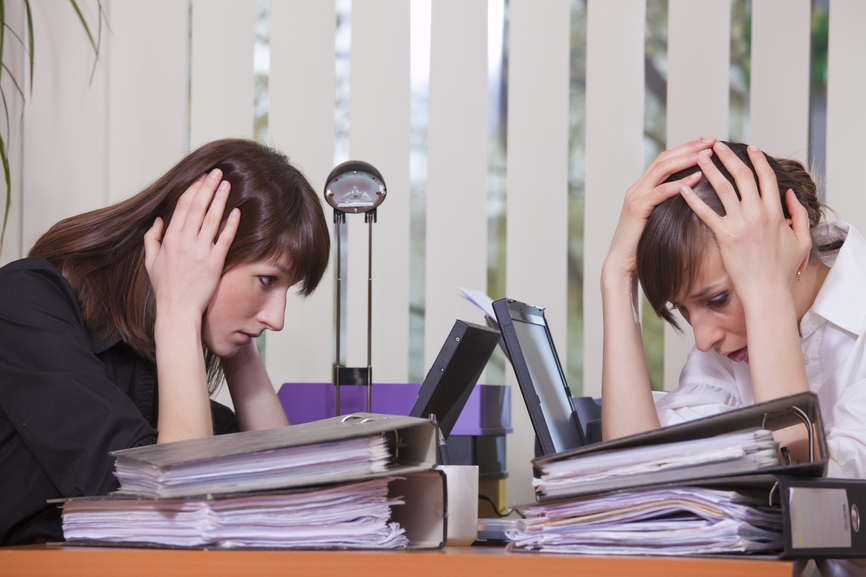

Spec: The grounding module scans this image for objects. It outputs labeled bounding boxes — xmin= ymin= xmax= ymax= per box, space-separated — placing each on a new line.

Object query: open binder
xmin=515 ymin=393 xmax=866 ymax=558
xmin=532 ymin=391 xmax=827 ymax=502
xmin=110 ymin=412 xmax=438 ymax=497
xmin=58 ymin=414 xmax=447 ymax=550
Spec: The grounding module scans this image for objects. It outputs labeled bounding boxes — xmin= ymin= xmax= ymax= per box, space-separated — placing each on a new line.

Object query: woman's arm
xmin=0 ymin=260 xmax=158 ymax=498
xmin=222 ymin=340 xmax=289 ymax=430
xmin=679 ymin=143 xmax=812 ymax=403
xmin=144 ymin=169 xmax=241 ymax=444
xmin=601 ymin=138 xmax=715 ymax=440
xmin=601 ymin=267 xmax=659 ymax=438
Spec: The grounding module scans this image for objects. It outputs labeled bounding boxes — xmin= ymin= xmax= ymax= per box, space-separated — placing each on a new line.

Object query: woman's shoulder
xmin=0 ymin=257 xmax=80 ymax=317
xmin=1 ymin=256 xmax=65 ymax=280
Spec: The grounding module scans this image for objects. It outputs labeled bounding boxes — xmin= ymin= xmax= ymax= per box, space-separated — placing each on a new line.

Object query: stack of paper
xmin=508 ymin=429 xmax=785 ymax=556
xmin=506 ymin=391 xmax=832 ymax=558
xmin=63 ymin=478 xmax=408 ymax=549
xmin=534 ymin=429 xmax=780 ymax=500
xmin=113 ymin=436 xmax=391 ymax=498
xmin=59 ymin=413 xmax=443 ymax=549
xmin=508 ymin=486 xmax=784 ymax=555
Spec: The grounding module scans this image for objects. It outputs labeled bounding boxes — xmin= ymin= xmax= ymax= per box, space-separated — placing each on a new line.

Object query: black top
xmin=0 ymin=258 xmax=237 ymax=545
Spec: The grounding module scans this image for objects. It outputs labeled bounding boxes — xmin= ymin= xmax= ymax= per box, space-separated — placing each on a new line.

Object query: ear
xmin=797 ymin=254 xmax=809 ymax=280
xmin=785 ymin=218 xmax=794 ymax=230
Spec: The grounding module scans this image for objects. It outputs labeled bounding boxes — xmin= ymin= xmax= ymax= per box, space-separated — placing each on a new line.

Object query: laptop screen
xmin=493 ymin=298 xmax=584 ymax=455
xmin=409 ymin=319 xmax=501 ymax=438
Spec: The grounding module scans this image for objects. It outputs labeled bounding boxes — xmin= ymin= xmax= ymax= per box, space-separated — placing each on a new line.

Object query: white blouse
xmin=655 ymin=221 xmax=866 ymax=480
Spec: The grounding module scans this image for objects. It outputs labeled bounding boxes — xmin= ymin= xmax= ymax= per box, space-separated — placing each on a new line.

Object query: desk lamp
xmin=323 ymin=160 xmax=387 ymax=416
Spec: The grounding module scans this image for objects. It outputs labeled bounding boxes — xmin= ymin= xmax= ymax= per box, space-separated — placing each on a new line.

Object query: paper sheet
xmin=113 ymin=436 xmax=391 ymax=498
xmin=535 ymin=429 xmax=780 ymax=498
xmin=508 ymin=486 xmax=783 ymax=555
xmin=63 ymin=477 xmax=409 ymax=549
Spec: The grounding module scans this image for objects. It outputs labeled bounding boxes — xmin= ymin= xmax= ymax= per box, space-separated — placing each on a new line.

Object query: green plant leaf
xmin=0 ymin=0 xmax=105 ymax=257
xmin=68 ymin=0 xmax=97 ymax=53
xmin=24 ymin=0 xmax=32 ymax=95
xmin=0 ymin=84 xmax=11 ymax=150
xmin=1 ymin=63 xmax=24 ymax=101
xmin=68 ymin=0 xmax=102 ymax=84
xmin=0 ymin=131 xmax=10 ymax=257
xmin=0 ymin=0 xmax=6 ymax=86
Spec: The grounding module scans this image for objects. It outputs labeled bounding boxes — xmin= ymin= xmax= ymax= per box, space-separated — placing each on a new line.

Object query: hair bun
xmin=773 ymin=156 xmax=824 ymax=226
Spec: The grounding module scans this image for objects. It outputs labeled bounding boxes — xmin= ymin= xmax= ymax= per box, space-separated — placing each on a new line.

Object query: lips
xmin=726 ymin=346 xmax=749 ymax=363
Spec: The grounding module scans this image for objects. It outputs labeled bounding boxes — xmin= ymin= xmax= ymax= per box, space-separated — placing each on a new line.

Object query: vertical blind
xmin=7 ymin=0 xmax=861 ymax=506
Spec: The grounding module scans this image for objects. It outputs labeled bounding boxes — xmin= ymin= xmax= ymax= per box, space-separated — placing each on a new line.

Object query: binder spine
xmin=780 ymin=477 xmax=866 ymax=559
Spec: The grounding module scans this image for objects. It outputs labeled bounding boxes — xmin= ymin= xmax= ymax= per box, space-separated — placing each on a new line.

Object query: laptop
xmin=409 ymin=319 xmax=501 ymax=439
xmin=492 ymin=298 xmax=601 ymax=456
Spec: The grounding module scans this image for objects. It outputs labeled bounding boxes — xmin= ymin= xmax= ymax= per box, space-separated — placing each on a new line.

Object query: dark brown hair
xmin=636 ymin=141 xmax=830 ymax=331
xmin=29 ymin=139 xmax=330 ymax=385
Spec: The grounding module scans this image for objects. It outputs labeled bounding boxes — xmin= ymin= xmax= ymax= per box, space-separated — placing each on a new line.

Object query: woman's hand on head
xmin=679 ymin=142 xmax=811 ymax=303
xmin=143 ymin=169 xmax=241 ymax=320
xmin=603 ymin=137 xmax=715 ymax=281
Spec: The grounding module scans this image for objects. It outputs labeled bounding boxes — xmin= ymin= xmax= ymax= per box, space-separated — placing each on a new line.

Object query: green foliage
xmin=0 ymin=0 xmax=103 ymax=257
xmin=812 ymin=8 xmax=829 ymax=85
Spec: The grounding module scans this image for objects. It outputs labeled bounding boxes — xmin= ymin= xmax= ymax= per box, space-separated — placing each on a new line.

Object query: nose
xmin=259 ymin=292 xmax=287 ymax=332
xmin=690 ymin=312 xmax=723 ymax=353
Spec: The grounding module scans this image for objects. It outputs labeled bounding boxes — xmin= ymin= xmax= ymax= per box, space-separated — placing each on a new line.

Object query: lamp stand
xmin=333 ymin=209 xmax=376 ymax=416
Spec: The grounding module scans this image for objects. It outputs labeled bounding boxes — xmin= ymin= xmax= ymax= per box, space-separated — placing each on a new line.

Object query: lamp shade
xmin=323 ymin=160 xmax=387 ymax=213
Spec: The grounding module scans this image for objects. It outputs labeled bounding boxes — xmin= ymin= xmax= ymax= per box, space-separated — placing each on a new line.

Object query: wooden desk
xmin=2 ymin=544 xmax=796 ymax=577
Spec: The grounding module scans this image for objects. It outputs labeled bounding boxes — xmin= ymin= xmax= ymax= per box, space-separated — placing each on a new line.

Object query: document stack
xmin=59 ymin=413 xmax=447 ymax=550
xmin=509 ymin=429 xmax=785 ymax=555
xmin=509 ymin=393 xmax=866 ymax=559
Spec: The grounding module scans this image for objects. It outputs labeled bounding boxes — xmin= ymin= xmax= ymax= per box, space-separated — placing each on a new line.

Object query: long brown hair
xmin=636 ymin=141 xmax=829 ymax=331
xmin=30 ymin=139 xmax=330 ymax=385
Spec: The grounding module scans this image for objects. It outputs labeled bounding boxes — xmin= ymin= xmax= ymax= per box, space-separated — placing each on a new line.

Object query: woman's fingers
xmin=167 ymin=172 xmax=208 ymax=235
xmin=786 ymin=188 xmax=811 ymax=240
xmin=694 ymin=144 xmax=749 ymax=220
xmin=143 ymin=217 xmax=165 ymax=273
xmin=651 ymin=171 xmax=702 ymax=205
xmin=215 ymin=208 xmax=242 ymax=258
xmin=712 ymin=142 xmax=759 ymax=200
xmin=181 ymin=169 xmax=224 ymax=238
xmin=747 ymin=144 xmax=785 ymax=218
xmin=637 ymin=137 xmax=715 ymax=191
xmin=679 ymin=183 xmax=723 ymax=232
xmin=164 ymin=169 xmax=234 ymax=253
xmin=199 ymin=180 xmax=231 ymax=244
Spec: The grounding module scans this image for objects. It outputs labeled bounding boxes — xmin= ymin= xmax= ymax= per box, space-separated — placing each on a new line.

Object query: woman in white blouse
xmin=602 ymin=138 xmax=866 ymax=575
xmin=601 ymin=137 xmax=866 ymax=479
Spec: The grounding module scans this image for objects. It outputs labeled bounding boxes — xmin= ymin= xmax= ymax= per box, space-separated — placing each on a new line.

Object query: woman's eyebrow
xmin=687 ymin=282 xmax=724 ymax=301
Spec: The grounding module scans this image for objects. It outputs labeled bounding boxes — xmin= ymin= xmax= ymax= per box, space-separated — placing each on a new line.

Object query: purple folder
xmin=278 ymin=383 xmax=512 ymax=436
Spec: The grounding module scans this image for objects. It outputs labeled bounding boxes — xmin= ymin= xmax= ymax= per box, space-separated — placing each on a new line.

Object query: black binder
xmin=778 ymin=476 xmax=866 ymax=559
xmin=532 ymin=391 xmax=828 ymax=502
xmin=679 ymin=473 xmax=866 ymax=559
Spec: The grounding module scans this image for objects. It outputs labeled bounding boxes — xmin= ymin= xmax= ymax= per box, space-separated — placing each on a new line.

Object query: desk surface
xmin=2 ymin=544 xmax=796 ymax=577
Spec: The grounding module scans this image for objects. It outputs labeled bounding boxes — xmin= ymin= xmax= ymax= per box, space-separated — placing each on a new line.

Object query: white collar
xmin=806 ymin=222 xmax=866 ymax=336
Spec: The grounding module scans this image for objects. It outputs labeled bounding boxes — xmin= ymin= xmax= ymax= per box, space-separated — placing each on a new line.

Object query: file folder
xmin=109 ymin=412 xmax=438 ymax=498
xmin=531 ymin=392 xmax=827 ymax=502
xmin=59 ymin=471 xmax=448 ymax=550
xmin=55 ymin=414 xmax=448 ymax=550
xmin=778 ymin=476 xmax=866 ymax=559
xmin=675 ymin=474 xmax=866 ymax=559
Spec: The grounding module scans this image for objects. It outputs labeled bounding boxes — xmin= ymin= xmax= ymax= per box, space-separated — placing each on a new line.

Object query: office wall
xmin=4 ymin=0 xmax=862 ymax=508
